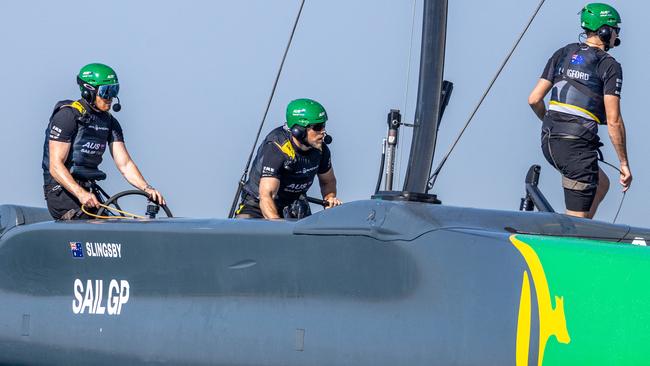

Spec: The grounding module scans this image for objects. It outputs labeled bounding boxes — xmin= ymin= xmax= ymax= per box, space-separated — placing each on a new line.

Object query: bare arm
xmin=317 ymin=168 xmax=342 ymax=208
xmin=528 ymin=79 xmax=553 ymax=121
xmin=259 ymin=177 xmax=281 ymax=219
xmin=49 ymin=140 xmax=100 ymax=208
xmin=604 ymin=95 xmax=632 ymax=191
xmin=110 ymin=142 xmax=165 ymax=204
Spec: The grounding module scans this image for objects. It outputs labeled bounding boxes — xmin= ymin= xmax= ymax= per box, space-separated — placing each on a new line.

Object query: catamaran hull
xmin=1 ymin=200 xmax=649 ymax=365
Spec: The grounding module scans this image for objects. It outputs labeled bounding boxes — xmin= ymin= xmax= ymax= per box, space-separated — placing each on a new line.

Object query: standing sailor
xmin=236 ymin=98 xmax=342 ymax=219
xmin=42 ymin=63 xmax=165 ymax=219
xmin=528 ymin=3 xmax=631 ymax=219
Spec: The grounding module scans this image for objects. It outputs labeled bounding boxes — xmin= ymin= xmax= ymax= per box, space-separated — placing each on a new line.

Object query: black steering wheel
xmin=96 ymin=190 xmax=173 ymax=218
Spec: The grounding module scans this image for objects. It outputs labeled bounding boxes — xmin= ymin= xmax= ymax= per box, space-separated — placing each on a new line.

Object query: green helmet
xmin=77 ymin=63 xmax=118 ymax=88
xmin=76 ymin=63 xmax=120 ymax=102
xmin=286 ymin=98 xmax=328 ymax=128
xmin=580 ymin=3 xmax=621 ymax=31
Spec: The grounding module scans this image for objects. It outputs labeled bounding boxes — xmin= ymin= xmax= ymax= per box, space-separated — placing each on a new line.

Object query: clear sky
xmin=0 ymin=0 xmax=646 ymax=226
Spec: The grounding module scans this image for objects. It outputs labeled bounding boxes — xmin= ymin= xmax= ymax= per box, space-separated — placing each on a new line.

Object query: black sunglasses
xmin=308 ymin=123 xmax=326 ymax=132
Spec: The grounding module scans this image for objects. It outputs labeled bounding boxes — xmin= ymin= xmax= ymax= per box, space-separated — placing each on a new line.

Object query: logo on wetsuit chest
xmin=88 ymin=124 xmax=109 ymax=132
xmin=297 ymin=165 xmax=318 ymax=174
xmin=285 ymin=182 xmax=311 ymax=192
xmin=81 ymin=142 xmax=106 ymax=155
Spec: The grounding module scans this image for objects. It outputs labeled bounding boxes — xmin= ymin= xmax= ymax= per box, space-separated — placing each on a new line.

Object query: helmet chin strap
xmin=300 ymin=136 xmax=311 ymax=149
xmin=290 ymin=133 xmax=309 ymax=150
xmin=604 ymin=37 xmax=620 ymax=52
xmin=86 ymin=97 xmax=101 ymax=112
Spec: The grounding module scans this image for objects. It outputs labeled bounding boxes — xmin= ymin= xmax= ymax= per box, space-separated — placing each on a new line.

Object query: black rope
xmin=228 ymin=0 xmax=306 ymax=218
xmin=427 ymin=0 xmax=546 ymax=190
xmin=612 ymin=191 xmax=626 ymax=223
xmin=596 ymin=150 xmax=628 ymax=224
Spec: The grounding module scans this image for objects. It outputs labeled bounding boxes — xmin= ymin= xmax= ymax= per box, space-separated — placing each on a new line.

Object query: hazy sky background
xmin=0 ymin=0 xmax=647 ymax=226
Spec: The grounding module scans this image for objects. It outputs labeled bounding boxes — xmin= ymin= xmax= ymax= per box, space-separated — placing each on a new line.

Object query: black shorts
xmin=43 ymin=183 xmax=95 ymax=220
xmin=235 ymin=196 xmax=264 ymax=219
xmin=541 ymin=135 xmax=599 ymax=212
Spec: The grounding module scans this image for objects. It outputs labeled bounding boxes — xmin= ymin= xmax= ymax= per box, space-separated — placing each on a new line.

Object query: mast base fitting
xmin=371 ymin=191 xmax=441 ymax=204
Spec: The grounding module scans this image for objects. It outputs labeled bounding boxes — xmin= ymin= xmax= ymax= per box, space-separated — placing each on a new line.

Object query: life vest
xmin=42 ymin=100 xmax=113 ymax=179
xmin=243 ymin=126 xmax=326 ymax=203
xmin=549 ymin=43 xmax=611 ymax=125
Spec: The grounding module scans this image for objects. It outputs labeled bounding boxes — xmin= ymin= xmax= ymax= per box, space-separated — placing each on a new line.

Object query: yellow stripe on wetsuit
xmin=549 ymin=100 xmax=602 ymax=124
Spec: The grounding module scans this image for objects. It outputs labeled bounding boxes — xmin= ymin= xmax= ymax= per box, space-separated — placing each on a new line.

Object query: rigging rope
xmin=81 ymin=204 xmax=146 ymax=220
xmin=396 ymin=0 xmax=419 ymax=188
xmin=612 ymin=191 xmax=626 ymax=224
xmin=227 ymin=0 xmax=306 ymax=218
xmin=427 ymin=0 xmax=546 ymax=190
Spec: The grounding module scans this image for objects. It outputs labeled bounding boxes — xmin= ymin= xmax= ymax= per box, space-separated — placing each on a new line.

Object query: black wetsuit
xmin=238 ymin=126 xmax=331 ymax=218
xmin=42 ymin=99 xmax=124 ymax=219
xmin=539 ymin=43 xmax=622 ymax=211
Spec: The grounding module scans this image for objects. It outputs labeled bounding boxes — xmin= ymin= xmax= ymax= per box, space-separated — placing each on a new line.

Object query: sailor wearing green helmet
xmin=528 ymin=3 xmax=630 ymax=219
xmin=236 ymin=98 xmax=342 ymax=219
xmin=42 ymin=63 xmax=165 ymax=219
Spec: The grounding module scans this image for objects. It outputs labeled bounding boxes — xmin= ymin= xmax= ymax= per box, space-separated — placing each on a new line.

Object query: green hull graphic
xmin=515 ymin=234 xmax=650 ymax=365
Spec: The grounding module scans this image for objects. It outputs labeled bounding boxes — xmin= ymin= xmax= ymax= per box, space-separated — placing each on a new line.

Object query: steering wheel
xmin=96 ymin=190 xmax=173 ymax=218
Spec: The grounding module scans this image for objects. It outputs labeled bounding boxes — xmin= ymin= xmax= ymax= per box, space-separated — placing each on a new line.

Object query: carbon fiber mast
xmin=374 ymin=0 xmax=448 ymax=203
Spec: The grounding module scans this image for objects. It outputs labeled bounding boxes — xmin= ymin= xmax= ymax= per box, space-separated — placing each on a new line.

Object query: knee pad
xmin=562 ymin=176 xmax=596 ymax=191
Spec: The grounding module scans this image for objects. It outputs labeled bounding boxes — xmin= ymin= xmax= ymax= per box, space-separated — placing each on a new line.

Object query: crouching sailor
xmin=528 ymin=3 xmax=631 ymax=219
xmin=236 ymin=98 xmax=342 ymax=219
xmin=42 ymin=63 xmax=165 ymax=220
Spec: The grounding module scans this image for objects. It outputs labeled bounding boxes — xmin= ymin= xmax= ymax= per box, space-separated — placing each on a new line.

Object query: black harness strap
xmin=556 ymin=46 xmax=602 ymax=100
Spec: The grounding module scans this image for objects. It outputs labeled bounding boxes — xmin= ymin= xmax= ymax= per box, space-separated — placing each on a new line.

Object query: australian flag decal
xmin=70 ymin=242 xmax=84 ymax=258
xmin=570 ymin=54 xmax=585 ymax=65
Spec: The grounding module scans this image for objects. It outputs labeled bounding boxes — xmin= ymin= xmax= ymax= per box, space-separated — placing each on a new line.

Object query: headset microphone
xmin=112 ymin=96 xmax=122 ymax=112
xmin=614 ymin=38 xmax=621 ymax=47
xmin=324 ymin=134 xmax=332 ymax=145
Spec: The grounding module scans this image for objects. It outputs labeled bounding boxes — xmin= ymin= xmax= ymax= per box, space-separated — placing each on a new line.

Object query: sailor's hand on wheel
xmin=619 ymin=164 xmax=632 ymax=192
xmin=324 ymin=196 xmax=342 ymax=209
xmin=144 ymin=186 xmax=166 ymax=205
xmin=78 ymin=191 xmax=100 ymax=208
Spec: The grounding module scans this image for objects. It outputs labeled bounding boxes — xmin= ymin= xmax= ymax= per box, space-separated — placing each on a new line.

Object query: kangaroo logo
xmin=510 ymin=235 xmax=571 ymax=366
